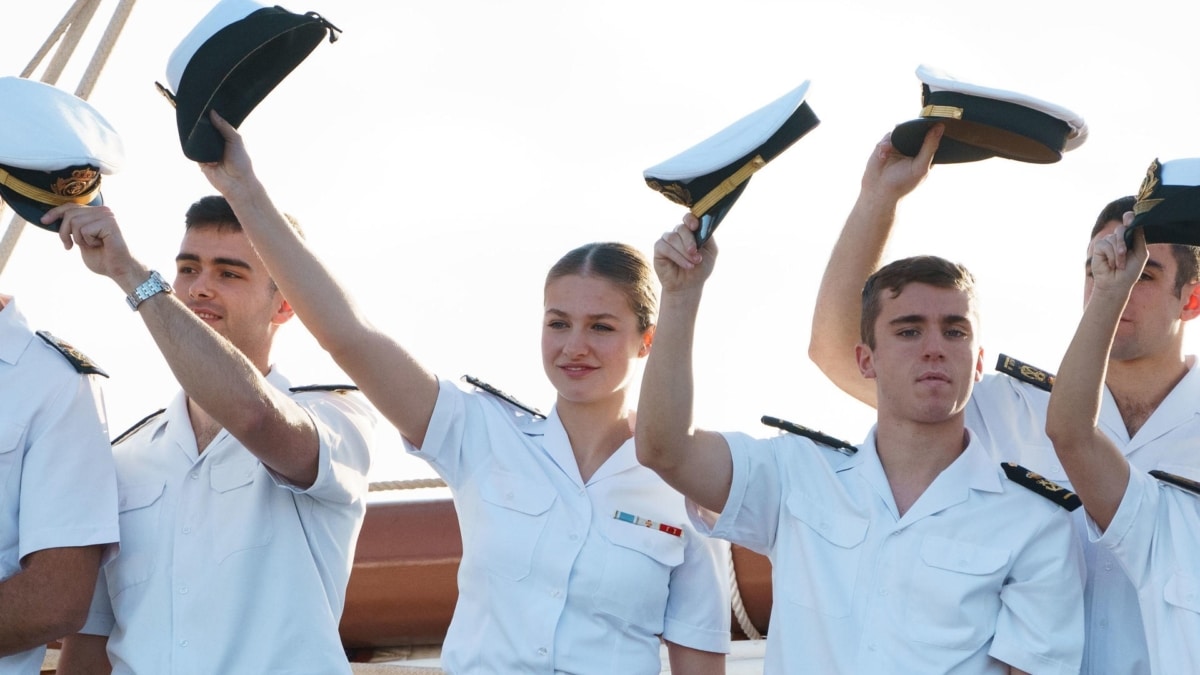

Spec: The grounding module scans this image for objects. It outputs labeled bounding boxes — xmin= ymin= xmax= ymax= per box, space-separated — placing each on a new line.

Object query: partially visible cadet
xmin=0 ymin=75 xmax=121 ymax=675
xmin=1047 ymin=165 xmax=1200 ymax=673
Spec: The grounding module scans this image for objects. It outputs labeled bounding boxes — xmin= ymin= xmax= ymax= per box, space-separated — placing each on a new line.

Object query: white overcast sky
xmin=4 ymin=0 xmax=1200 ymax=479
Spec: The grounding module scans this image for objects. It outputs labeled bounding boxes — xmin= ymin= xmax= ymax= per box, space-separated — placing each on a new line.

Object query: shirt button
xmin=179 ymin=585 xmax=189 ymax=595
xmin=877 ymin=588 xmax=888 ymax=596
xmin=536 ymin=647 xmax=548 ymax=657
xmin=182 ymin=527 xmax=191 ymax=534
xmin=189 ymin=471 xmax=199 ymax=480
xmin=1098 ymin=619 xmax=1108 ymax=629
xmin=552 ymin=590 xmax=562 ymax=598
xmin=1103 ymin=562 xmax=1114 ymax=571
xmin=179 ymin=640 xmax=188 ymax=647
xmin=867 ymin=643 xmax=877 ymax=651
xmin=568 ymin=533 xmax=579 ymax=542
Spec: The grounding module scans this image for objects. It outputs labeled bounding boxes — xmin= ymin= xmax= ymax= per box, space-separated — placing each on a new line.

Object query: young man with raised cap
xmin=637 ymin=215 xmax=1085 ymax=674
xmin=1047 ymin=217 xmax=1200 ymax=673
xmin=0 ymin=76 xmax=120 ymax=675
xmin=808 ymin=129 xmax=1200 ymax=674
xmin=48 ymin=188 xmax=375 ymax=672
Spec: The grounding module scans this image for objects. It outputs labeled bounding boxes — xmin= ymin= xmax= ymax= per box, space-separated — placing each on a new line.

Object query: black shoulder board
xmin=761 ymin=415 xmax=856 ymax=456
xmin=288 ymin=384 xmax=359 ymax=393
xmin=36 ymin=330 xmax=108 ymax=378
xmin=1150 ymin=470 xmax=1200 ymax=496
xmin=462 ymin=375 xmax=546 ymax=419
xmin=112 ymin=408 xmax=166 ymax=445
xmin=1002 ymin=462 xmax=1081 ymax=511
xmin=995 ymin=354 xmax=1054 ymax=392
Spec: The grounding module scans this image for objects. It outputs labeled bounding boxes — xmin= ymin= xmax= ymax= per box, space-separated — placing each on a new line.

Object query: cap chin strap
xmin=0 ymin=166 xmax=100 ymax=207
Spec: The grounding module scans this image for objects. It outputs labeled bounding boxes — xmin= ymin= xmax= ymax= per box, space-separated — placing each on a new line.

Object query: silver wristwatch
xmin=126 ymin=270 xmax=173 ymax=310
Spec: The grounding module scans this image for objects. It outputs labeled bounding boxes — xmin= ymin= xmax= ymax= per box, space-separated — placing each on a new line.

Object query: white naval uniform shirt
xmin=693 ymin=427 xmax=1085 ymax=675
xmin=80 ymin=368 xmax=375 ymax=675
xmin=0 ymin=298 xmax=118 ymax=675
xmin=1091 ymin=470 xmax=1200 ymax=674
xmin=969 ymin=362 xmax=1200 ymax=675
xmin=406 ymin=379 xmax=731 ymax=675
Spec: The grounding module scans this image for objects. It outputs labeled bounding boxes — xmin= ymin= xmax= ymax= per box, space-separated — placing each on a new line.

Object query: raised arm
xmin=50 ymin=204 xmax=321 ymax=487
xmin=635 ymin=215 xmax=733 ymax=514
xmin=1045 ymin=220 xmax=1143 ymax=530
xmin=808 ymin=127 xmax=942 ymax=406
xmin=199 ymin=112 xmax=438 ymax=447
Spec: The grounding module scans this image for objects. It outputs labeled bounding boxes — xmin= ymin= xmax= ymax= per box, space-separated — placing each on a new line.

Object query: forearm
xmin=808 ymin=190 xmax=897 ymax=406
xmin=0 ymin=547 xmax=102 ymax=656
xmin=1046 ymin=289 xmax=1131 ymax=528
xmin=221 ymin=180 xmax=438 ymax=446
xmin=220 ymin=182 xmax=368 ymax=355
xmin=638 ymin=288 xmax=704 ymax=473
xmin=58 ymin=633 xmax=111 ymax=674
xmin=135 ymin=291 xmax=318 ymax=483
xmin=665 ymin=641 xmax=725 ymax=675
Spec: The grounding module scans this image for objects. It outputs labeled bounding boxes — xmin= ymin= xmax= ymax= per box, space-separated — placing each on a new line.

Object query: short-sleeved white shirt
xmin=969 ymin=363 xmax=1200 ymax=674
xmin=1092 ymin=470 xmax=1200 ymax=673
xmin=80 ymin=368 xmax=375 ymax=675
xmin=406 ymin=379 xmax=730 ymax=675
xmin=0 ymin=297 xmax=118 ymax=675
xmin=695 ymin=427 xmax=1084 ymax=675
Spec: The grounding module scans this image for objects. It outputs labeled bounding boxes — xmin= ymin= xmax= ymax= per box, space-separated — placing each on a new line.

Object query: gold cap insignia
xmin=51 ymin=168 xmax=99 ymax=197
xmin=1134 ymin=158 xmax=1164 ymax=215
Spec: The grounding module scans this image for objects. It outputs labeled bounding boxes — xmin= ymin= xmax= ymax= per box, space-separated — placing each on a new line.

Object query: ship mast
xmin=0 ymin=0 xmax=137 ymax=275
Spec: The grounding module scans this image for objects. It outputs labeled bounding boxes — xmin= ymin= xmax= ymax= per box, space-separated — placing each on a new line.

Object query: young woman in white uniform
xmin=199 ymin=113 xmax=731 ymax=675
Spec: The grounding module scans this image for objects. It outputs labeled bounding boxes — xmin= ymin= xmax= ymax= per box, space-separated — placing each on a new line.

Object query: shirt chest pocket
xmin=1164 ymin=573 xmax=1200 ymax=615
xmin=0 ymin=422 xmax=26 ymax=486
xmin=108 ymin=481 xmax=166 ymax=597
xmin=780 ymin=494 xmax=868 ymax=617
xmin=209 ymin=457 xmax=273 ymax=563
xmin=475 ymin=471 xmax=556 ymax=581
xmin=905 ymin=535 xmax=1011 ymax=649
xmin=593 ymin=519 xmax=685 ymax=631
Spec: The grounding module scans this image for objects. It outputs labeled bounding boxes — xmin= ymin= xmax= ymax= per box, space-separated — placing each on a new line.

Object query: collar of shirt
xmin=1101 ymin=356 xmax=1200 ymax=452
xmin=524 ymin=406 xmax=640 ymax=488
xmin=838 ymin=427 xmax=1003 ymax=524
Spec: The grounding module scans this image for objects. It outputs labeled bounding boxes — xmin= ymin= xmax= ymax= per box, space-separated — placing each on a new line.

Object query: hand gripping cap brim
xmin=891 ymin=65 xmax=1087 ymax=165
xmin=163 ymin=3 xmax=338 ymax=162
xmin=1127 ymin=158 xmax=1200 ymax=247
xmin=643 ymin=81 xmax=819 ymax=244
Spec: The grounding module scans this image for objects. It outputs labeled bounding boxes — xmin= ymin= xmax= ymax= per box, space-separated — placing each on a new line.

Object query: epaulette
xmin=1002 ymin=462 xmax=1081 ymax=511
xmin=112 ymin=409 xmax=166 ymax=446
xmin=761 ymin=415 xmax=856 ymax=456
xmin=462 ymin=375 xmax=546 ymax=419
xmin=289 ymin=384 xmax=359 ymax=394
xmin=36 ymin=330 xmax=108 ymax=378
xmin=995 ymin=354 xmax=1054 ymax=392
xmin=1150 ymin=470 xmax=1200 ymax=496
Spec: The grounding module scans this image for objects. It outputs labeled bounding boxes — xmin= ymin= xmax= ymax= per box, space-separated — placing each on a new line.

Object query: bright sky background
xmin=4 ymin=0 xmax=1200 ymax=482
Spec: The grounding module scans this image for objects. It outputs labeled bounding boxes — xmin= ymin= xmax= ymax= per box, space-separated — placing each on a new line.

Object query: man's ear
xmin=272 ymin=296 xmax=295 ymax=326
xmin=1183 ymin=283 xmax=1200 ymax=322
xmin=855 ymin=343 xmax=876 ymax=379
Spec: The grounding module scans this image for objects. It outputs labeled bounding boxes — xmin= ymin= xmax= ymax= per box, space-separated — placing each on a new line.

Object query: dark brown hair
xmin=860 ymin=255 xmax=977 ymax=348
